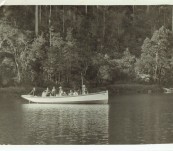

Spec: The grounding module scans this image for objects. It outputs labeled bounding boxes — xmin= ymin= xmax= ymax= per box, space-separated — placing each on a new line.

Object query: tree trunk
xmin=49 ymin=5 xmax=52 ymax=47
xmin=164 ymin=9 xmax=166 ymax=26
xmin=103 ymin=6 xmax=106 ymax=39
xmin=117 ymin=23 xmax=120 ymax=37
xmin=154 ymin=51 xmax=158 ymax=83
xmin=132 ymin=5 xmax=135 ymax=26
xmin=58 ymin=72 xmax=61 ymax=83
xmin=35 ymin=5 xmax=39 ymax=36
xmin=63 ymin=6 xmax=65 ymax=34
xmin=39 ymin=6 xmax=42 ymax=23
xmin=100 ymin=6 xmax=106 ymax=51
xmin=56 ymin=6 xmax=58 ymax=18
xmin=8 ymin=40 xmax=22 ymax=84
xmin=172 ymin=6 xmax=173 ymax=32
xmin=133 ymin=5 xmax=135 ymax=14
xmin=158 ymin=67 xmax=162 ymax=84
xmin=146 ymin=5 xmax=150 ymax=14
xmin=96 ymin=5 xmax=99 ymax=23
xmin=14 ymin=57 xmax=21 ymax=83
xmin=66 ymin=74 xmax=69 ymax=83
xmin=85 ymin=5 xmax=87 ymax=15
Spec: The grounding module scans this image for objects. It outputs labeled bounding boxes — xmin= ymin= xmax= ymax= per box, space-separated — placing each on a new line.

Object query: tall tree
xmin=49 ymin=5 xmax=52 ymax=47
xmin=172 ymin=6 xmax=173 ymax=32
xmin=39 ymin=6 xmax=42 ymax=23
xmin=35 ymin=5 xmax=39 ymax=36
xmin=135 ymin=26 xmax=172 ymax=83
xmin=146 ymin=5 xmax=150 ymax=14
xmin=85 ymin=5 xmax=88 ymax=15
xmin=62 ymin=6 xmax=65 ymax=34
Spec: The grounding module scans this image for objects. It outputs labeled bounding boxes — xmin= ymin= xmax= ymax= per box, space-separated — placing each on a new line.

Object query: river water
xmin=0 ymin=92 xmax=173 ymax=144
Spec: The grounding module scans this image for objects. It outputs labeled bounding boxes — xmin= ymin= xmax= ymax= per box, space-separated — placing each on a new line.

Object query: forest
xmin=0 ymin=5 xmax=173 ymax=89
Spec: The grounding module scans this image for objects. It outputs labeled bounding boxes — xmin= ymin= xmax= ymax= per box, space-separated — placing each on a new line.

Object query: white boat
xmin=21 ymin=90 xmax=108 ymax=104
xmin=163 ymin=88 xmax=173 ymax=94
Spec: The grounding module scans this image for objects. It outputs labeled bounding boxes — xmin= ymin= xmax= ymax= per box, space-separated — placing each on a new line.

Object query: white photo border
xmin=1 ymin=1 xmax=173 ymax=151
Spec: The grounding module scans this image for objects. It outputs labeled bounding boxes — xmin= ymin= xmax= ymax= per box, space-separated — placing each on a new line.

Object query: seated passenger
xmin=77 ymin=89 xmax=81 ymax=95
xmin=73 ymin=90 xmax=78 ymax=96
xmin=42 ymin=91 xmax=46 ymax=97
xmin=29 ymin=87 xmax=36 ymax=96
xmin=59 ymin=86 xmax=63 ymax=96
xmin=68 ymin=90 xmax=73 ymax=96
xmin=42 ymin=87 xmax=50 ymax=97
xmin=62 ymin=91 xmax=67 ymax=96
xmin=82 ymin=85 xmax=86 ymax=95
xmin=51 ymin=86 xmax=56 ymax=96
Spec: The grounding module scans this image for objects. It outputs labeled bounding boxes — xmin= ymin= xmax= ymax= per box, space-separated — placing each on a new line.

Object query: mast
xmin=81 ymin=72 xmax=84 ymax=94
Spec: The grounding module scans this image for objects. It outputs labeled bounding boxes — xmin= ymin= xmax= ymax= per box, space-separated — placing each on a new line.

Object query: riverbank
xmin=106 ymin=84 xmax=163 ymax=95
xmin=0 ymin=84 xmax=163 ymax=96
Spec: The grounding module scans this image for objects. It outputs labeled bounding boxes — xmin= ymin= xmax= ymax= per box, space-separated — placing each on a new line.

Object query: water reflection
xmin=21 ymin=104 xmax=109 ymax=144
xmin=0 ymin=93 xmax=23 ymax=144
xmin=2 ymin=93 xmax=173 ymax=144
xmin=109 ymin=94 xmax=173 ymax=144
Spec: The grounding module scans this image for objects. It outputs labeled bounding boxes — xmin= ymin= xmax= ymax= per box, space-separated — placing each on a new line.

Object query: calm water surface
xmin=1 ymin=92 xmax=173 ymax=144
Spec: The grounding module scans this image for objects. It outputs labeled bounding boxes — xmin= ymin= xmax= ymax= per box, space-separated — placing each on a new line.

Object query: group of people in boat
xmin=29 ymin=85 xmax=88 ymax=97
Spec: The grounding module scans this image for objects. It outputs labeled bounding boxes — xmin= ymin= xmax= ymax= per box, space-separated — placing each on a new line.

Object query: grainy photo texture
xmin=0 ymin=5 xmax=173 ymax=144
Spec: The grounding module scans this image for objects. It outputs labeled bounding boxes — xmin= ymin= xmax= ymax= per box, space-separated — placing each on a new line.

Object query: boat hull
xmin=21 ymin=91 xmax=108 ymax=104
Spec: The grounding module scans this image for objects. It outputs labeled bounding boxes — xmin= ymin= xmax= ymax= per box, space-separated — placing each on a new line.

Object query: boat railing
xmin=49 ymin=91 xmax=108 ymax=98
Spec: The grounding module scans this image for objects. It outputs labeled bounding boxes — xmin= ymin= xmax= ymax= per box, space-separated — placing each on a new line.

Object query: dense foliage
xmin=0 ymin=6 xmax=173 ymax=88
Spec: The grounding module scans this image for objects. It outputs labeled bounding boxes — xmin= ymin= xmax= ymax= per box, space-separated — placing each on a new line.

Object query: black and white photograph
xmin=1 ymin=2 xmax=173 ymax=149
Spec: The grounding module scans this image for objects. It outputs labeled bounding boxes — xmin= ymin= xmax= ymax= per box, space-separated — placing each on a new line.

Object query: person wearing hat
xmin=73 ymin=90 xmax=78 ymax=96
xmin=59 ymin=86 xmax=63 ymax=96
xmin=68 ymin=90 xmax=73 ymax=96
xmin=42 ymin=87 xmax=50 ymax=97
xmin=51 ymin=86 xmax=56 ymax=96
